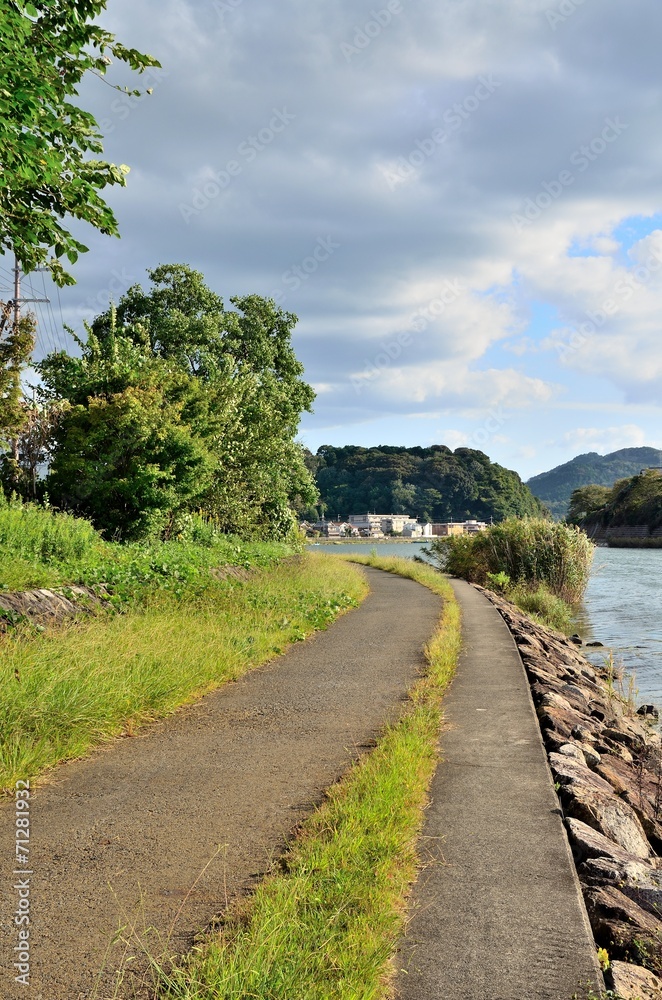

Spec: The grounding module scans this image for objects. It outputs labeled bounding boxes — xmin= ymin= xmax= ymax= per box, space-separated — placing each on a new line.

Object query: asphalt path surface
xmin=0 ymin=566 xmax=440 ymax=999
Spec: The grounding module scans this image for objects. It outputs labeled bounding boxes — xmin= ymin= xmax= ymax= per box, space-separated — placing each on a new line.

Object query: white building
xmin=349 ymin=513 xmax=414 ymax=536
xmin=348 ymin=513 xmax=385 ymax=537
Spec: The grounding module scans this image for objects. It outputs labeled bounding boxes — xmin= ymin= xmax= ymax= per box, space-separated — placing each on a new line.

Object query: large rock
xmin=0 ymin=584 xmax=108 ymax=628
xmin=556 ymin=741 xmax=601 ymax=768
xmin=562 ymin=782 xmax=653 ymax=860
xmin=538 ymin=704 xmax=600 ymax=743
xmin=540 ymin=691 xmax=574 ymax=713
xmin=585 ymin=885 xmax=662 ymax=975
xmin=591 ymin=918 xmax=662 ymax=976
xmin=597 ymin=755 xmax=662 ymax=852
xmin=609 ymin=960 xmax=662 ymax=999
xmin=565 ymin=818 xmax=643 ymax=866
xmin=524 ymin=662 xmax=564 ymax=687
xmin=549 ymin=753 xmax=619 ymax=796
xmin=585 ymin=859 xmax=662 ymax=921
xmin=557 ymin=743 xmax=587 ymax=765
xmin=584 ymin=885 xmax=662 ymax=934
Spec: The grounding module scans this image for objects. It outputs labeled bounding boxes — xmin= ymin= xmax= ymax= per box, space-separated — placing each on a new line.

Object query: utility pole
xmin=13 ymin=257 xmax=20 ymax=330
xmin=4 ymin=256 xmax=51 ymax=463
xmin=9 ymin=255 xmax=49 ymax=331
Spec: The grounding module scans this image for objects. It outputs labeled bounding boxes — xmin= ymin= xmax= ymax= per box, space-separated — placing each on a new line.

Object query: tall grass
xmin=157 ymin=556 xmax=461 ymax=1000
xmin=0 ymin=494 xmax=290 ymax=602
xmin=0 ymin=554 xmax=368 ymax=790
xmin=427 ymin=517 xmax=594 ymax=604
xmin=0 ymin=492 xmax=101 ymax=561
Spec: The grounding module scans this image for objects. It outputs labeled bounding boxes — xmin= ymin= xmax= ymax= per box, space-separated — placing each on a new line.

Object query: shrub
xmin=426 ymin=517 xmax=594 ymax=603
xmin=486 ymin=570 xmax=511 ymax=593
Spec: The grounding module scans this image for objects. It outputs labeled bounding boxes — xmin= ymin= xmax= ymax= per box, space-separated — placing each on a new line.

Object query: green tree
xmin=39 ymin=267 xmax=319 ymax=539
xmin=92 ymin=266 xmax=318 ymax=537
xmin=567 ymin=484 xmax=611 ymax=524
xmin=390 ymin=477 xmax=417 ymax=514
xmin=38 ymin=317 xmax=217 ymax=539
xmin=0 ymin=310 xmax=35 ymax=449
xmin=0 ymin=1 xmax=159 ymax=284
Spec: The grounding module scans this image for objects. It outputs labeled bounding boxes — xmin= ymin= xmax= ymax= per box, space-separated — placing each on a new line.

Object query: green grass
xmin=156 ymin=555 xmax=460 ymax=1000
xmin=0 ymin=494 xmax=290 ymax=604
xmin=504 ymin=582 xmax=575 ymax=633
xmin=0 ymin=554 xmax=368 ymax=790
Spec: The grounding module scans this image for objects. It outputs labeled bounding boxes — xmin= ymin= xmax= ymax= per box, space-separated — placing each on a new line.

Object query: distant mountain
xmin=311 ymin=444 xmax=546 ymax=523
xmin=527 ymin=447 xmax=662 ymax=520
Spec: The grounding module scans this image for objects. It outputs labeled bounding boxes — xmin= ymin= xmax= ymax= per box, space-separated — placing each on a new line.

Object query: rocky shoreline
xmin=477 ymin=585 xmax=662 ymax=999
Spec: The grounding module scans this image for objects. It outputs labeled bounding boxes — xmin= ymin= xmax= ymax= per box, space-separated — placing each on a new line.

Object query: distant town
xmin=301 ymin=513 xmax=488 ymax=539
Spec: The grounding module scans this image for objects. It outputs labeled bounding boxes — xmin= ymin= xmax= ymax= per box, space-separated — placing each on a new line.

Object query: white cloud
xmin=13 ymin=0 xmax=662 ymax=475
xmin=558 ymin=424 xmax=651 ymax=454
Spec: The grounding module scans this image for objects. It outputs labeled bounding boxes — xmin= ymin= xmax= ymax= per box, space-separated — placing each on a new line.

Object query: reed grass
xmin=427 ymin=516 xmax=594 ymax=604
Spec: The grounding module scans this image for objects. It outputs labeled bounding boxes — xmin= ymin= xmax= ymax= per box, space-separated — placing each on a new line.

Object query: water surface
xmin=580 ymin=548 xmax=662 ymax=709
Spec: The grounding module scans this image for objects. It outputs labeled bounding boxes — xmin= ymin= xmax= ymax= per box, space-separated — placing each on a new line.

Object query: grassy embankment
xmin=0 ymin=497 xmax=369 ymax=790
xmin=425 ymin=516 xmax=594 ymax=632
xmin=158 ymin=555 xmax=460 ymax=1000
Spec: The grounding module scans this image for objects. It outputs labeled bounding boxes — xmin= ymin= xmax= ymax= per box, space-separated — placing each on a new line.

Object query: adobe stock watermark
xmin=469 ymin=407 xmax=510 ymax=450
xmin=511 ymin=116 xmax=628 ymax=231
xmin=97 ymin=65 xmax=169 ymax=136
xmin=212 ymin=0 xmax=245 ymax=18
xmin=13 ymin=780 xmax=32 ymax=987
xmin=179 ymin=107 xmax=296 ymax=223
xmin=383 ymin=76 xmax=501 ymax=190
xmin=79 ymin=268 xmax=136 ymax=323
xmin=270 ymin=236 xmax=341 ymax=306
xmin=546 ymin=0 xmax=590 ymax=31
xmin=351 ymin=279 xmax=463 ymax=392
xmin=340 ymin=1 xmax=403 ymax=62
xmin=554 ymin=244 xmax=662 ymax=362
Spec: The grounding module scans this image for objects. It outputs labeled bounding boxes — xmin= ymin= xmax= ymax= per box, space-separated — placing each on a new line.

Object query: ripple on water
xmin=581 ymin=548 xmax=662 ymax=709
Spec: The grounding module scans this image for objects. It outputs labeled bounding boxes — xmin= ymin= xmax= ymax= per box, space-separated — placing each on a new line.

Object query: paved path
xmin=395 ymin=579 xmax=603 ymax=1000
xmin=0 ymin=567 xmax=440 ymax=1000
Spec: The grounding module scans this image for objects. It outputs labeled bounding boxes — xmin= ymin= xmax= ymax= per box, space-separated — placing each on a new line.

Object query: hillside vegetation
xmin=569 ymin=468 xmax=662 ymax=537
xmin=527 ymin=447 xmax=662 ymax=520
xmin=309 ymin=444 xmax=546 ymax=523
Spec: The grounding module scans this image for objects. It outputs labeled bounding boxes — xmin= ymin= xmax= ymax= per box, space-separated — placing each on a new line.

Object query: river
xmin=308 ymin=540 xmax=662 ymax=710
xmin=579 ymin=548 xmax=662 ymax=710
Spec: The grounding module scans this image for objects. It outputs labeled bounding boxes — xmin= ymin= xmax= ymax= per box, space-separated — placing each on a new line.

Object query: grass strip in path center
xmin=158 ymin=556 xmax=460 ymax=1000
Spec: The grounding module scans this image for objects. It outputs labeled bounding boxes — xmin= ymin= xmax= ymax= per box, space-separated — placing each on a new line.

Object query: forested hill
xmin=527 ymin=447 xmax=662 ymax=520
xmin=571 ymin=469 xmax=662 ymax=533
xmin=310 ymin=445 xmax=546 ymax=523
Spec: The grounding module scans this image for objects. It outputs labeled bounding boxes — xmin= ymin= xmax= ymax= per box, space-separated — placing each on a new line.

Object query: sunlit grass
xmin=0 ymin=554 xmax=368 ymax=790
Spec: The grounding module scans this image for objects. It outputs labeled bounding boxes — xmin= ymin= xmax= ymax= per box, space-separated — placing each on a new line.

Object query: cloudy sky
xmin=5 ymin=0 xmax=662 ymax=479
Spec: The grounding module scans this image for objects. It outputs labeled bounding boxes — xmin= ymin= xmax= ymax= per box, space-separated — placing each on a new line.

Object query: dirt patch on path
xmin=0 ymin=566 xmax=441 ymax=999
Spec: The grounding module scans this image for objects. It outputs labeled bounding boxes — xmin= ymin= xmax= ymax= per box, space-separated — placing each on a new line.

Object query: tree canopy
xmin=37 ymin=266 xmax=318 ymax=540
xmin=569 ymin=470 xmax=662 ymax=533
xmin=0 ymin=1 xmax=159 ymax=284
xmin=312 ymin=444 xmax=546 ymax=523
